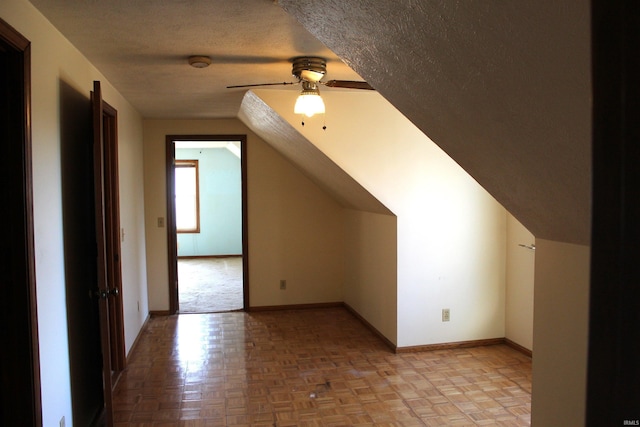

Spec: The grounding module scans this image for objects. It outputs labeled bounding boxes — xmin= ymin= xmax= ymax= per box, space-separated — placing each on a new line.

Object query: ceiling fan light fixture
xmin=299 ymin=69 xmax=325 ymax=82
xmin=294 ymin=93 xmax=325 ymax=117
xmin=294 ymin=82 xmax=325 ymax=117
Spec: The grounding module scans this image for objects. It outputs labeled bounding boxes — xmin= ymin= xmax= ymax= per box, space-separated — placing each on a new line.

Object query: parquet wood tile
xmin=113 ymin=308 xmax=531 ymax=426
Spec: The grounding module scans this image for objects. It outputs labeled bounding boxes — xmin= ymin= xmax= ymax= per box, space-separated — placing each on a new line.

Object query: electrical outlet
xmin=59 ymin=416 xmax=65 ymax=427
xmin=157 ymin=217 xmax=165 ymax=228
xmin=442 ymin=308 xmax=450 ymax=322
xmin=280 ymin=280 xmax=286 ymax=290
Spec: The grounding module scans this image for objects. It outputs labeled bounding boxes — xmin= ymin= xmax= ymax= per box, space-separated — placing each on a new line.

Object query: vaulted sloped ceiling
xmin=239 ymin=91 xmax=392 ymax=215
xmin=280 ymin=0 xmax=592 ymax=245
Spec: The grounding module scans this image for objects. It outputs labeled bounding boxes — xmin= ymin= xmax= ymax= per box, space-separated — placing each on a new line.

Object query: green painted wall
xmin=176 ymin=147 xmax=242 ymax=256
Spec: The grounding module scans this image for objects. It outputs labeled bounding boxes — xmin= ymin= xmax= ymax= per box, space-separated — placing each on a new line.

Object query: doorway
xmin=0 ymin=17 xmax=42 ymax=426
xmin=166 ymin=135 xmax=249 ymax=314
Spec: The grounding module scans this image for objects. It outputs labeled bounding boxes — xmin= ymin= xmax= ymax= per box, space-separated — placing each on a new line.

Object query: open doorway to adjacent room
xmin=1 ymin=17 xmax=42 ymax=426
xmin=166 ymin=136 xmax=248 ymax=313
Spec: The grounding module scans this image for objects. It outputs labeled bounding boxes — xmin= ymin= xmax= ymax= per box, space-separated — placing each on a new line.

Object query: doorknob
xmin=108 ymin=287 xmax=120 ymax=297
xmin=93 ymin=289 xmax=109 ymax=300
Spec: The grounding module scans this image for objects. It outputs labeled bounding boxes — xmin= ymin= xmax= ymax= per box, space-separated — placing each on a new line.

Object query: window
xmin=175 ymin=160 xmax=200 ymax=233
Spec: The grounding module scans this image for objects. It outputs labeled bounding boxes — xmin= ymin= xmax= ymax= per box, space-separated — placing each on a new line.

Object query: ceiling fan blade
xmin=323 ymin=80 xmax=375 ymax=90
xmin=212 ymin=54 xmax=289 ymax=65
xmin=226 ymin=82 xmax=297 ymax=89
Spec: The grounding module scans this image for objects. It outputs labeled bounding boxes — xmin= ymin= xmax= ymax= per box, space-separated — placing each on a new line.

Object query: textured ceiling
xmin=30 ymin=0 xmax=593 ymax=244
xmin=29 ymin=0 xmax=365 ymax=118
xmin=280 ymin=0 xmax=592 ymax=244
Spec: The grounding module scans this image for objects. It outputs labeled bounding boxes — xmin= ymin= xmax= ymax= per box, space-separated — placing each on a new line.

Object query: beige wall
xmin=505 ymin=213 xmax=535 ymax=350
xmin=0 ymin=0 xmax=148 ymax=425
xmin=253 ymin=89 xmax=508 ymax=347
xmin=247 ymin=129 xmax=346 ymax=306
xmin=532 ymin=239 xmax=589 ymax=426
xmin=142 ymin=119 xmax=346 ymax=311
xmin=343 ymin=210 xmax=398 ymax=343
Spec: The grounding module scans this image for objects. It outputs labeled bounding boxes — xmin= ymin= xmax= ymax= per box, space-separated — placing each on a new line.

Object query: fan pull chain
xmin=299 ymin=116 xmax=327 ymax=129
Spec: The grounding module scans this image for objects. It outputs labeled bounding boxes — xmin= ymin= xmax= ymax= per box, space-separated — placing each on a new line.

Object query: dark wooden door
xmin=102 ymin=101 xmax=126 ymax=375
xmin=91 ymin=80 xmax=114 ymax=426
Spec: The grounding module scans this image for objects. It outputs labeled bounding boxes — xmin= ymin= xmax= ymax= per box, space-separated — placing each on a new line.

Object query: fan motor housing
xmin=291 ymin=56 xmax=326 ymax=82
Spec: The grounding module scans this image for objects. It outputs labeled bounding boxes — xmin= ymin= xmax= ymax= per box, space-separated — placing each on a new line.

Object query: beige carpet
xmin=177 ymin=257 xmax=243 ymax=313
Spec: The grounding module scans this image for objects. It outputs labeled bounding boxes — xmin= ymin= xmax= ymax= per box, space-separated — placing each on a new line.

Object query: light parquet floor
xmin=113 ymin=308 xmax=531 ymax=426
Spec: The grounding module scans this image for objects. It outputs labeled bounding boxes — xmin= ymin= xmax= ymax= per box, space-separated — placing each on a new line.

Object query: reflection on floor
xmin=113 ymin=308 xmax=531 ymax=426
xmin=178 ymin=257 xmax=243 ymax=313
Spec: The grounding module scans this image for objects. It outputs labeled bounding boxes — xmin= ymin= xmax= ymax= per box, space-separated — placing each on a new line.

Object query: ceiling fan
xmin=227 ymin=56 xmax=373 ymax=121
xmin=227 ymin=56 xmax=373 ymax=124
xmin=226 ymin=56 xmax=374 ymax=91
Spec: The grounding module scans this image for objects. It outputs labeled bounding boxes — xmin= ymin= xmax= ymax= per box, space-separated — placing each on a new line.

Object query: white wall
xmin=505 ymin=213 xmax=535 ymax=350
xmin=142 ymin=119 xmax=346 ymax=311
xmin=253 ymin=89 xmax=508 ymax=347
xmin=532 ymin=239 xmax=589 ymax=426
xmin=0 ymin=0 xmax=148 ymax=425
